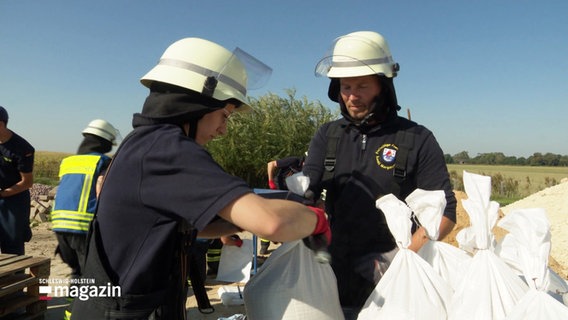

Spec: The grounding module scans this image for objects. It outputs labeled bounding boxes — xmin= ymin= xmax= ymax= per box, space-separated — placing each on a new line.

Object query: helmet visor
xmin=314 ymin=34 xmax=397 ymax=78
xmin=232 ymin=48 xmax=272 ymax=90
xmin=204 ymin=47 xmax=272 ymax=109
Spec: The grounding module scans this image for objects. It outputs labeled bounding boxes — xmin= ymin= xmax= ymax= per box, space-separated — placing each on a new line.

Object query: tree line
xmin=33 ymin=90 xmax=566 ymax=188
xmin=445 ymin=151 xmax=568 ymax=166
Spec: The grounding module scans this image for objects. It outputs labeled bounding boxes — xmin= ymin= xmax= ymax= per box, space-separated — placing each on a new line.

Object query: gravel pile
xmin=501 ymin=178 xmax=568 ymax=278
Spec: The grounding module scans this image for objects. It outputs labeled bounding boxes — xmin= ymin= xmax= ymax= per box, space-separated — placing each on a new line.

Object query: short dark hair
xmin=0 ymin=106 xmax=8 ymax=124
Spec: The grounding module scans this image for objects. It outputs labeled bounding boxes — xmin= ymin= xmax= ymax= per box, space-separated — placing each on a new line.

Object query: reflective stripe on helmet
xmin=158 ymin=58 xmax=247 ymax=97
xmin=331 ymin=56 xmax=394 ymax=69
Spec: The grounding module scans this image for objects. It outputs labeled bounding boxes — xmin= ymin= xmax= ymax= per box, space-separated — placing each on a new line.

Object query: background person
xmin=71 ymin=37 xmax=330 ymax=319
xmin=52 ymin=119 xmax=120 ymax=278
xmin=51 ymin=119 xmax=120 ymax=320
xmin=0 ymin=106 xmax=35 ymax=255
xmin=267 ymin=154 xmax=305 ymax=190
xmin=303 ymin=31 xmax=457 ymax=319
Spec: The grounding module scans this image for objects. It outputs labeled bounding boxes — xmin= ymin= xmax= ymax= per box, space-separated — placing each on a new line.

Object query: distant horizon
xmin=33 ymin=149 xmax=568 ymax=160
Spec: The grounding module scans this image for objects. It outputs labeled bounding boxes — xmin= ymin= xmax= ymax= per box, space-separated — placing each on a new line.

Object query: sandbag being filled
xmin=243 ymin=240 xmax=343 ymax=320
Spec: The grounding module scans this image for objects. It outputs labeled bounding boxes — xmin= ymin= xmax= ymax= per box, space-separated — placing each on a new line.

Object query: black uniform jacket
xmin=76 ymin=123 xmax=251 ymax=311
xmin=303 ymin=115 xmax=456 ymax=259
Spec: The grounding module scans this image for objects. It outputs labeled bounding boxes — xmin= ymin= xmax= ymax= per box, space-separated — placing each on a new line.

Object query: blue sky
xmin=1 ymin=1 xmax=567 ymax=158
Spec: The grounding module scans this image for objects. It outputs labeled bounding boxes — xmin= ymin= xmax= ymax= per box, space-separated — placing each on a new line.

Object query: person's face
xmin=195 ymin=103 xmax=237 ymax=146
xmin=339 ymin=75 xmax=382 ymax=120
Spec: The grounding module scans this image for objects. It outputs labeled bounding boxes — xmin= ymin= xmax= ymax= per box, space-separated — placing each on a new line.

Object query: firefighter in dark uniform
xmin=0 ymin=106 xmax=34 ymax=256
xmin=267 ymin=155 xmax=305 ymax=191
xmin=71 ymin=37 xmax=330 ymax=319
xmin=303 ymin=31 xmax=457 ymax=320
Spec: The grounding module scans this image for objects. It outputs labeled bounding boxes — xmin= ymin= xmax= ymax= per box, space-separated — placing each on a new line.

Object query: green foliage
xmin=207 ymin=90 xmax=338 ymax=187
xmin=446 ymin=151 xmax=568 ymax=166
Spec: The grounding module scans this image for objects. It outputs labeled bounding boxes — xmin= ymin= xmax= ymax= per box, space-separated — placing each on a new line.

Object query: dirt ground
xmin=22 ymin=180 xmax=568 ymax=319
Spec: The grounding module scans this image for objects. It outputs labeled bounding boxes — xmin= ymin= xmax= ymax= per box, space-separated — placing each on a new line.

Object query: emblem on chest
xmin=375 ymin=143 xmax=398 ymax=170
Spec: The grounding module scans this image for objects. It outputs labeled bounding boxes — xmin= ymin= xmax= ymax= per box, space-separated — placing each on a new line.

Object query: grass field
xmin=34 ymin=151 xmax=72 ymax=185
xmin=447 ymin=164 xmax=568 ymax=204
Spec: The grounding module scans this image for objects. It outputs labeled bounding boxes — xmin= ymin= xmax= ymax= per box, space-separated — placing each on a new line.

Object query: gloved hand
xmin=303 ymin=206 xmax=332 ymax=263
xmin=221 ymin=234 xmax=243 ymax=247
xmin=309 ymin=206 xmax=331 ymax=243
xmin=268 ymin=180 xmax=277 ymax=190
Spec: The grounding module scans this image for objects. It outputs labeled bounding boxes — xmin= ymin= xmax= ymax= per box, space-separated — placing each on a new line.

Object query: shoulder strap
xmin=393 ymin=128 xmax=416 ymax=180
xmin=322 ymin=122 xmax=343 ymax=182
xmin=390 ymin=127 xmax=417 ymax=196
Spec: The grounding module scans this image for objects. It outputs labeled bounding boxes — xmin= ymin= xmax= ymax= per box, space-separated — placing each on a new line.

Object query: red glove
xmin=221 ymin=235 xmax=243 ymax=247
xmin=308 ymin=206 xmax=331 ymax=245
xmin=268 ymin=180 xmax=277 ymax=190
xmin=303 ymin=206 xmax=332 ymax=263
xmin=231 ymin=235 xmax=243 ymax=247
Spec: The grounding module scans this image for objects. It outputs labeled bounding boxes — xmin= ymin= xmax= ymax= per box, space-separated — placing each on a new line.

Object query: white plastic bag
xmin=285 ymin=172 xmax=310 ymax=196
xmin=495 ymin=208 xmax=568 ymax=315
xmin=504 ymin=289 xmax=568 ymax=319
xmin=243 ymin=240 xmax=344 ymax=320
xmin=217 ymin=285 xmax=245 ymax=306
xmin=449 ymin=171 xmax=528 ymax=320
xmin=357 ymin=192 xmax=453 ymax=320
xmin=407 ymin=189 xmax=473 ymax=291
xmin=216 ymin=239 xmax=254 ymax=283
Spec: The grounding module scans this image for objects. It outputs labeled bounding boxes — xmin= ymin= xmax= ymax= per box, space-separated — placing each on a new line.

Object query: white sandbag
xmin=448 ymin=250 xmax=528 ymax=319
xmin=456 ymin=171 xmax=500 ymax=253
xmin=407 ymin=189 xmax=473 ymax=290
xmin=497 ymin=208 xmax=551 ymax=289
xmin=504 ymin=289 xmax=568 ymax=319
xmin=405 ymin=188 xmax=445 ymax=240
xmin=449 ymin=171 xmax=528 ymax=320
xmin=216 ymin=239 xmax=254 ymax=283
xmin=418 ymin=241 xmax=472 ymax=291
xmin=496 ymin=223 xmax=568 ymax=300
xmin=357 ymin=249 xmax=453 ymax=320
xmin=285 ymin=172 xmax=310 ymax=196
xmin=357 ymin=193 xmax=452 ymax=320
xmin=495 ymin=208 xmax=568 ymax=306
xmin=243 ymin=240 xmax=343 ymax=320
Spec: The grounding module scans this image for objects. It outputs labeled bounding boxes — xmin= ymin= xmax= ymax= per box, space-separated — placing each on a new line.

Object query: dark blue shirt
xmin=0 ymin=131 xmax=34 ymax=189
xmin=93 ymin=123 xmax=251 ymax=294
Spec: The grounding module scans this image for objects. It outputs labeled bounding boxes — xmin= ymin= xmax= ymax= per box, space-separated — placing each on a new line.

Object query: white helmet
xmin=82 ymin=119 xmax=120 ymax=145
xmin=315 ymin=31 xmax=399 ymax=79
xmin=140 ymin=38 xmax=271 ymax=112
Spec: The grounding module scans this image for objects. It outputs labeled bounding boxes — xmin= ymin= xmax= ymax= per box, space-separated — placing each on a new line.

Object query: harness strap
xmin=322 ymin=122 xmax=343 ymax=183
xmin=390 ymin=128 xmax=416 ymax=197
xmin=182 ymin=220 xmax=215 ymax=314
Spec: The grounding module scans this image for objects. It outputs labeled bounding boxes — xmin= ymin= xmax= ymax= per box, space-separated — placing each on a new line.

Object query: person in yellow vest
xmin=51 ymin=119 xmax=120 ymax=319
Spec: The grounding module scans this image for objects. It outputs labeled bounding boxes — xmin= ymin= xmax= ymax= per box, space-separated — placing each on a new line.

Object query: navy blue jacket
xmin=303 ymin=114 xmax=456 ymax=308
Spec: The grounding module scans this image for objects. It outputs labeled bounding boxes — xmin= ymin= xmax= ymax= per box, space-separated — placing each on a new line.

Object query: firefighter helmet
xmin=140 ymin=37 xmax=271 ymax=112
xmin=315 ymin=31 xmax=399 ymax=79
xmin=82 ymin=119 xmax=120 ymax=145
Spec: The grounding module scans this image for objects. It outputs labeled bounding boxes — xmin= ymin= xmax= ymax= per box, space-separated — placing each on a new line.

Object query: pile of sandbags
xmin=359 ymin=171 xmax=568 ymax=320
